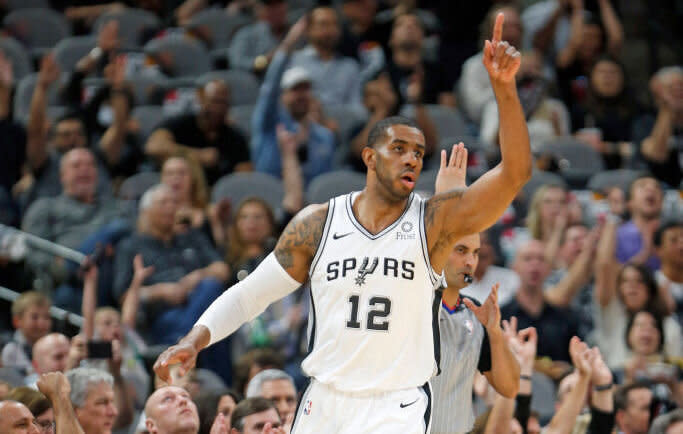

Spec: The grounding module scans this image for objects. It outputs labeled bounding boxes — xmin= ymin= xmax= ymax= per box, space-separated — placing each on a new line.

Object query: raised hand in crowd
xmin=37 ymin=372 xmax=86 ymax=434
xmin=0 ymin=51 xmax=13 ymax=120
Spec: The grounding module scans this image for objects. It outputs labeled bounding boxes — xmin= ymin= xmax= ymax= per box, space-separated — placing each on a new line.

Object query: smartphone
xmin=87 ymin=340 xmax=113 ymax=359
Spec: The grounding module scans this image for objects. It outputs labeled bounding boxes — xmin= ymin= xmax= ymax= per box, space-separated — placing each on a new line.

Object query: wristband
xmin=594 ymin=382 xmax=613 ymax=391
xmin=520 ymin=374 xmax=532 ymax=381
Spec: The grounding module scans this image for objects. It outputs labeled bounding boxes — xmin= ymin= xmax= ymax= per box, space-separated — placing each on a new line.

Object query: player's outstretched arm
xmin=425 ymin=13 xmax=531 ymax=270
xmin=153 ymin=204 xmax=328 ymax=383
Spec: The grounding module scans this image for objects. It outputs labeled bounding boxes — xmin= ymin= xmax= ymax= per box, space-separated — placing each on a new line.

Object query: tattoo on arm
xmin=274 ymin=205 xmax=328 ymax=272
xmin=425 ymin=188 xmax=466 ymax=254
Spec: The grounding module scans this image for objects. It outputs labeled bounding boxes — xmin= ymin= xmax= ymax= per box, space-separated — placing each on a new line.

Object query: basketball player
xmin=154 ymin=13 xmax=531 ymax=434
xmin=431 ymin=233 xmax=521 ymax=434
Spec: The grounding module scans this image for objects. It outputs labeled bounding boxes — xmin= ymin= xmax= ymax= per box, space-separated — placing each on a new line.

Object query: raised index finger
xmin=492 ymin=12 xmax=504 ymax=42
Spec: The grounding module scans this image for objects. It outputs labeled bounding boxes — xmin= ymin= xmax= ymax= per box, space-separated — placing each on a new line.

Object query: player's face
xmin=445 ymin=234 xmax=481 ymax=289
xmin=372 ymin=125 xmax=425 ymax=202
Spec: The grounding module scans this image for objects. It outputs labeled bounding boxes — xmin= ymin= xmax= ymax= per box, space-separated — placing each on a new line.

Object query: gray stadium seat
xmin=306 ymin=170 xmax=366 ymax=204
xmin=127 ymin=74 xmax=168 ymax=106
xmin=53 ymin=36 xmax=96 ymax=72
xmin=324 ymin=104 xmax=368 ymax=148
xmin=131 ymin=105 xmax=165 ymax=143
xmin=543 ymin=137 xmax=605 ymax=188
xmin=3 ymin=8 xmax=71 ymax=57
xmin=94 ymin=9 xmax=161 ymax=51
xmin=118 ymin=172 xmax=160 ymax=201
xmin=587 ymin=169 xmax=643 ymax=195
xmin=0 ymin=37 xmax=32 ymax=81
xmin=229 ymin=104 xmax=254 ymax=139
xmin=144 ymin=34 xmax=211 ymax=78
xmin=212 ymin=172 xmax=284 ymax=213
xmin=185 ymin=8 xmax=252 ymax=49
xmin=415 ymin=168 xmax=439 ymax=195
xmin=13 ymin=73 xmax=63 ymax=124
xmin=196 ymin=70 xmax=259 ymax=106
xmin=400 ymin=104 xmax=469 ymax=141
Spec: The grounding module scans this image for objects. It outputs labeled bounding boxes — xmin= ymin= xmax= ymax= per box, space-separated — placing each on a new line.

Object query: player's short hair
xmin=230 ymin=397 xmax=280 ymax=431
xmin=11 ymin=291 xmax=51 ymax=318
xmin=614 ymin=380 xmax=652 ymax=412
xmin=367 ymin=116 xmax=420 ymax=148
xmin=66 ymin=368 xmax=114 ymax=408
xmin=245 ymin=369 xmax=295 ymax=398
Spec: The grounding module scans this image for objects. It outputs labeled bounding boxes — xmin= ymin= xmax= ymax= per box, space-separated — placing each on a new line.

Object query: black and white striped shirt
xmin=431 ymin=296 xmax=491 ymax=434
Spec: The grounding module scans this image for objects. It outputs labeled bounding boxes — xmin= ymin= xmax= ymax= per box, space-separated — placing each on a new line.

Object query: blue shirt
xmin=251 ymin=50 xmax=335 ymax=184
xmin=616 ymin=220 xmax=661 ymax=271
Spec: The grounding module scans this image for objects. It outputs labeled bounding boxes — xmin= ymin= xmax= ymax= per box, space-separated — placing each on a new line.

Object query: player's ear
xmin=361 ymin=145 xmax=376 ymax=170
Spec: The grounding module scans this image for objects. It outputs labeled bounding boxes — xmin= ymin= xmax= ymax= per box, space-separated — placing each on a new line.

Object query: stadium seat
xmin=94 ymin=9 xmax=162 ymax=51
xmin=400 ymin=104 xmax=469 ymax=141
xmin=124 ymin=73 xmax=168 ymax=106
xmin=212 ymin=172 xmax=285 ymax=213
xmin=118 ymin=172 xmax=160 ymax=201
xmin=306 ymin=170 xmax=366 ymax=204
xmin=3 ymin=8 xmax=71 ymax=57
xmin=229 ymin=104 xmax=255 ymax=139
xmin=131 ymin=105 xmax=165 ymax=143
xmin=52 ymin=36 xmax=96 ymax=72
xmin=324 ymin=104 xmax=368 ymax=148
xmin=415 ymin=168 xmax=439 ymax=196
xmin=0 ymin=37 xmax=33 ymax=81
xmin=196 ymin=70 xmax=260 ymax=106
xmin=185 ymin=8 xmax=252 ymax=49
xmin=587 ymin=169 xmax=643 ymax=195
xmin=144 ymin=34 xmax=211 ymax=78
xmin=543 ymin=137 xmax=605 ymax=188
xmin=13 ymin=73 xmax=63 ymax=124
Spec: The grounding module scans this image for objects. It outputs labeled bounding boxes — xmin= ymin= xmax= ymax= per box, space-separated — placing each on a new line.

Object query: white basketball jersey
xmin=302 ymin=192 xmax=443 ymax=393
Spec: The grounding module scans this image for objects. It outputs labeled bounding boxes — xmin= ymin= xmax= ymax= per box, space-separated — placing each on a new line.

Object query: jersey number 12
xmin=346 ymin=295 xmax=391 ymax=331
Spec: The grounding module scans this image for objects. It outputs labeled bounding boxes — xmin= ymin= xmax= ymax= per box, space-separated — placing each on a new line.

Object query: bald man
xmin=0 ymin=400 xmax=40 ymax=434
xmin=31 ymin=333 xmax=73 ymax=377
xmin=144 ymin=386 xmax=200 ymax=434
xmin=500 ymin=240 xmax=582 ymax=363
xmin=145 ymin=79 xmax=251 ymax=184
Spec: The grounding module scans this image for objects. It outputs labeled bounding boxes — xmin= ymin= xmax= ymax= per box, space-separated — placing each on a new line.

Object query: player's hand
xmin=463 ymin=283 xmax=501 ymax=332
xmin=435 ymin=142 xmax=467 ymax=194
xmin=37 ymin=372 xmax=71 ymax=401
xmin=154 ymin=340 xmax=199 ymax=384
xmin=569 ymin=336 xmax=594 ymax=377
xmin=482 ymin=13 xmax=521 ymax=85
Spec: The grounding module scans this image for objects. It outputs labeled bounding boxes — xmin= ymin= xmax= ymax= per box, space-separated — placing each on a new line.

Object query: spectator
xmin=113 ymin=184 xmax=231 ymax=382
xmin=338 ymin=0 xmax=385 ymax=82
xmin=228 ymin=0 xmax=288 ymax=74
xmin=17 ymin=54 xmax=113 ymax=212
xmin=501 ymin=240 xmax=582 ymax=366
xmin=614 ymin=381 xmax=654 ymax=434
xmin=251 ymin=18 xmax=335 ymax=184
xmin=385 ymin=13 xmax=455 ymax=107
xmin=30 ymin=334 xmax=78 ymax=381
xmin=458 ymin=4 xmax=523 ymax=124
xmin=616 ymin=174 xmax=663 ymax=270
xmin=245 ymin=369 xmax=296 ymax=430
xmin=66 ymin=367 xmax=119 ymax=434
xmin=461 ymin=230 xmax=521 ymax=306
xmin=0 ymin=51 xmax=26 ymax=211
xmin=195 ymin=388 xmax=240 ymax=434
xmin=144 ymin=386 xmax=200 ymax=434
xmin=571 ymin=56 xmax=638 ymax=169
xmin=633 ymin=66 xmax=682 ymax=187
xmin=232 ymin=348 xmax=284 ymax=397
xmin=654 ymin=222 xmax=683 ymax=315
xmin=0 ymin=400 xmax=41 ymax=434
xmin=1 ymin=292 xmax=52 ymax=376
xmin=289 ymin=7 xmax=363 ymax=110
xmin=21 ymin=147 xmax=131 ymax=312
xmin=230 ymin=397 xmax=285 ymax=434
xmin=480 ymin=49 xmax=571 ymax=151
xmin=145 ymin=79 xmax=252 ymax=185
xmin=224 ymin=198 xmax=276 ymax=279
xmin=594 ymin=257 xmax=682 ymax=369
xmin=649 ymin=409 xmax=683 ymax=434
xmin=51 ymin=1 xmax=127 ymax=34
xmin=5 ymin=387 xmax=55 ymax=433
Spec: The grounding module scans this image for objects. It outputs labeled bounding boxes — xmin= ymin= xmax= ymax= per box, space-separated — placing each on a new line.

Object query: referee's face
xmin=445 ymin=234 xmax=480 ymax=289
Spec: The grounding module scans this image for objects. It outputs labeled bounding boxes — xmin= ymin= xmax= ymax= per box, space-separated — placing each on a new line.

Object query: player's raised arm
xmin=153 ymin=203 xmax=328 ymax=382
xmin=425 ymin=13 xmax=531 ymax=270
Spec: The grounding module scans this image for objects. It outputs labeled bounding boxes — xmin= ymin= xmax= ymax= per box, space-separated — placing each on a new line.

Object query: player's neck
xmin=353 ymin=189 xmax=410 ymax=235
xmin=442 ymin=287 xmax=461 ymax=308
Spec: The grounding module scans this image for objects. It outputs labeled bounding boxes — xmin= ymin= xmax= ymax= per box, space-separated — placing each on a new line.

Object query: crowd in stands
xmin=0 ymin=0 xmax=681 ymax=433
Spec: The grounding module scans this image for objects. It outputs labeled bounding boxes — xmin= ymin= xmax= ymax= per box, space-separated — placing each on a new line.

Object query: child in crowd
xmin=1 ymin=291 xmax=52 ymax=375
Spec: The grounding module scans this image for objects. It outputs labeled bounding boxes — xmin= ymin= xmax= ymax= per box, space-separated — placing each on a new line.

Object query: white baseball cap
xmin=281 ymin=66 xmax=312 ymax=90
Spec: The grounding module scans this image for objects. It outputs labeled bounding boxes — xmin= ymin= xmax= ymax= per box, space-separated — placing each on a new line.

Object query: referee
xmin=431 ymin=233 xmax=521 ymax=434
